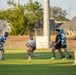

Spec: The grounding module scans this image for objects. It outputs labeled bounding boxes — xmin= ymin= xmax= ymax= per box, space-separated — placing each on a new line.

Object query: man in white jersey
xmin=26 ymin=34 xmax=38 ymax=60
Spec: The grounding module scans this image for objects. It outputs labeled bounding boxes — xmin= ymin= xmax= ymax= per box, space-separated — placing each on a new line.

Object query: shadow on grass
xmin=0 ymin=51 xmax=75 ymax=75
xmin=4 ymin=51 xmax=74 ymax=60
xmin=0 ymin=64 xmax=76 ymax=75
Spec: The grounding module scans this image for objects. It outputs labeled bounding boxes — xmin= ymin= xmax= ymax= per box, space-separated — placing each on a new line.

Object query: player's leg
xmin=27 ymin=47 xmax=37 ymax=60
xmin=0 ymin=50 xmax=2 ymax=60
xmin=27 ymin=47 xmax=33 ymax=60
xmin=2 ymin=49 xmax=5 ymax=60
xmin=51 ymin=47 xmax=56 ymax=60
xmin=63 ymin=48 xmax=72 ymax=58
xmin=58 ymin=49 xmax=66 ymax=60
xmin=73 ymin=50 xmax=76 ymax=65
xmin=0 ymin=48 xmax=4 ymax=60
xmin=31 ymin=47 xmax=39 ymax=58
xmin=74 ymin=50 xmax=76 ymax=63
xmin=74 ymin=50 xmax=76 ymax=61
xmin=63 ymin=45 xmax=72 ymax=58
xmin=51 ymin=44 xmax=61 ymax=60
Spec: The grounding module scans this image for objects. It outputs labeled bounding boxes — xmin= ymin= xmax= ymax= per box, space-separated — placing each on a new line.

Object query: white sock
xmin=28 ymin=56 xmax=31 ymax=59
xmin=74 ymin=60 xmax=76 ymax=63
xmin=0 ymin=56 xmax=2 ymax=59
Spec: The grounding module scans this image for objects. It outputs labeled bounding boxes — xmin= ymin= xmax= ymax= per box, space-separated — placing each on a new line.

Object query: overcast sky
xmin=0 ymin=0 xmax=76 ymax=19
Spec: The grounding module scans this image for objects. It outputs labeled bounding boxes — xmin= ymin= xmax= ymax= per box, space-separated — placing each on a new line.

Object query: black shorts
xmin=62 ymin=45 xmax=67 ymax=48
xmin=32 ymin=47 xmax=36 ymax=51
xmin=55 ymin=44 xmax=61 ymax=49
xmin=0 ymin=48 xmax=4 ymax=51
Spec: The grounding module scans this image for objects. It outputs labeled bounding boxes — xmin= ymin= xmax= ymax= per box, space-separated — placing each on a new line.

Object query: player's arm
xmin=55 ymin=39 xmax=60 ymax=45
xmin=1 ymin=36 xmax=6 ymax=44
xmin=55 ymin=35 xmax=61 ymax=45
xmin=26 ymin=42 xmax=31 ymax=47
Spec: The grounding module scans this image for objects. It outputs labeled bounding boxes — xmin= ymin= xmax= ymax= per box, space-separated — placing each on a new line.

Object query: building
xmin=59 ymin=17 xmax=76 ymax=35
xmin=35 ymin=18 xmax=64 ymax=36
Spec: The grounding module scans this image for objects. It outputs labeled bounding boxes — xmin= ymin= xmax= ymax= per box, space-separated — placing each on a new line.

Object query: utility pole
xmin=17 ymin=0 xmax=19 ymax=6
xmin=43 ymin=0 xmax=50 ymax=48
xmin=16 ymin=0 xmax=19 ymax=9
xmin=29 ymin=0 xmax=32 ymax=3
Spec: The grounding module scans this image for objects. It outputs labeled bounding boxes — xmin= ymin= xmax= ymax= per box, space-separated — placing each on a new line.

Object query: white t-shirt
xmin=27 ymin=39 xmax=36 ymax=46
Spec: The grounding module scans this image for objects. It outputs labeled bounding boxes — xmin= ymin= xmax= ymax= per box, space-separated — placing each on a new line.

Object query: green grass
xmin=0 ymin=49 xmax=76 ymax=75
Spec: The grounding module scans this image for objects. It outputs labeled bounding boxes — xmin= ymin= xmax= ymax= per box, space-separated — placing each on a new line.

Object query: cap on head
xmin=60 ymin=29 xmax=64 ymax=33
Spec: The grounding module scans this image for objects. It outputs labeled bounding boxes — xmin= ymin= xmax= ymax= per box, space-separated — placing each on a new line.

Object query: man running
xmin=60 ymin=29 xmax=72 ymax=59
xmin=0 ymin=32 xmax=8 ymax=60
xmin=26 ymin=34 xmax=39 ymax=60
xmin=51 ymin=29 xmax=66 ymax=60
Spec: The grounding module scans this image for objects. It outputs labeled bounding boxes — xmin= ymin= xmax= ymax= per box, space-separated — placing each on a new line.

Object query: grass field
xmin=0 ymin=49 xmax=76 ymax=75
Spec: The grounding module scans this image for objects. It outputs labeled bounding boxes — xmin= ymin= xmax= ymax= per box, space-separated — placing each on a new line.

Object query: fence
xmin=4 ymin=42 xmax=27 ymax=49
xmin=4 ymin=42 xmax=51 ymax=50
xmin=4 ymin=40 xmax=76 ymax=50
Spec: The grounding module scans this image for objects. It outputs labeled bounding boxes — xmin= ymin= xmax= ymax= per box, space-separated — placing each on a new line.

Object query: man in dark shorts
xmin=51 ymin=29 xmax=66 ymax=60
xmin=60 ymin=29 xmax=72 ymax=59
xmin=26 ymin=34 xmax=39 ymax=60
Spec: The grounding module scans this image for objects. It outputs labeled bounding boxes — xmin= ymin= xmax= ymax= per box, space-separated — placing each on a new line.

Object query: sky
xmin=0 ymin=0 xmax=76 ymax=19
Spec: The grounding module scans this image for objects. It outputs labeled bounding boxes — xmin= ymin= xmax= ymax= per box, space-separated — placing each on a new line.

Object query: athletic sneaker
xmin=62 ymin=57 xmax=66 ymax=60
xmin=28 ymin=58 xmax=31 ymax=60
xmin=69 ymin=55 xmax=72 ymax=59
xmin=72 ymin=63 xmax=76 ymax=65
xmin=0 ymin=58 xmax=5 ymax=60
xmin=34 ymin=54 xmax=39 ymax=57
xmin=2 ymin=58 xmax=5 ymax=60
xmin=51 ymin=57 xmax=55 ymax=60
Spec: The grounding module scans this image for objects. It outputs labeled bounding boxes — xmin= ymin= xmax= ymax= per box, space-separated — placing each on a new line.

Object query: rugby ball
xmin=28 ymin=40 xmax=36 ymax=46
xmin=26 ymin=43 xmax=30 ymax=47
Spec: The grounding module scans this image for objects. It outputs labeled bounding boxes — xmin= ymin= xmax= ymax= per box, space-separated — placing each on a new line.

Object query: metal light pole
xmin=16 ymin=0 xmax=19 ymax=9
xmin=17 ymin=0 xmax=19 ymax=6
xmin=29 ymin=0 xmax=32 ymax=3
xmin=43 ymin=0 xmax=50 ymax=48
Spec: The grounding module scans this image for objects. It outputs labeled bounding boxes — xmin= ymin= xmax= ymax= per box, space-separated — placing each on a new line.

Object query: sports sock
xmin=28 ymin=56 xmax=31 ymax=59
xmin=53 ymin=55 xmax=55 ymax=57
xmin=74 ymin=60 xmax=76 ymax=63
xmin=0 ymin=56 xmax=2 ymax=59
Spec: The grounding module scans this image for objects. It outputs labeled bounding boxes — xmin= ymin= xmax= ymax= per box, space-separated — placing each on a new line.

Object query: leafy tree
xmin=50 ymin=6 xmax=69 ymax=21
xmin=0 ymin=1 xmax=28 ymax=35
xmin=0 ymin=1 xmax=69 ymax=35
xmin=24 ymin=1 xmax=43 ymax=34
xmin=0 ymin=0 xmax=43 ymax=35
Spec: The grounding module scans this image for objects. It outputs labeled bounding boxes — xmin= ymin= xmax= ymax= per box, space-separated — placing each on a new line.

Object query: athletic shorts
xmin=0 ymin=48 xmax=4 ymax=51
xmin=32 ymin=47 xmax=36 ymax=51
xmin=62 ymin=45 xmax=67 ymax=48
xmin=55 ymin=44 xmax=61 ymax=49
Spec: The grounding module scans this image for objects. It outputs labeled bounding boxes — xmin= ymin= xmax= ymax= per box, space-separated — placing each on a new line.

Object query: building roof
xmin=59 ymin=16 xmax=76 ymax=31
